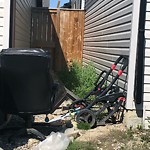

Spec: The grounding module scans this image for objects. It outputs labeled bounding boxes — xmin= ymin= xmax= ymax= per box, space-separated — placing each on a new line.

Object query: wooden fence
xmin=31 ymin=8 xmax=85 ymax=71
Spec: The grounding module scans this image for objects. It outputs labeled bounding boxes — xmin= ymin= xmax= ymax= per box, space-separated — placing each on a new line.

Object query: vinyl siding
xmin=0 ymin=0 xmax=10 ymax=51
xmin=14 ymin=0 xmax=36 ymax=48
xmin=143 ymin=0 xmax=150 ymax=129
xmin=71 ymin=0 xmax=82 ymax=9
xmin=83 ymin=0 xmax=133 ymax=90
xmin=0 ymin=1 xmax=4 ymax=50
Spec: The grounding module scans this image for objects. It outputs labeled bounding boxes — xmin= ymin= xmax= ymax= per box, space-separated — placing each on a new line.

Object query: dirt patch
xmin=0 ymin=101 xmax=149 ymax=150
xmin=77 ymin=124 xmax=125 ymax=142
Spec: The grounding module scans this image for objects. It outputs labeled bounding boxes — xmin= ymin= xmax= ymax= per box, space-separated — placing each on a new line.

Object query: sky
xmin=50 ymin=0 xmax=69 ymax=8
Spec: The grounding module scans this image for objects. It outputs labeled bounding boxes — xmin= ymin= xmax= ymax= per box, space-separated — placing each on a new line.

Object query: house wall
xmin=71 ymin=0 xmax=82 ymax=9
xmin=14 ymin=0 xmax=36 ymax=48
xmin=0 ymin=0 xmax=10 ymax=51
xmin=83 ymin=0 xmax=133 ymax=90
xmin=144 ymin=0 xmax=150 ymax=129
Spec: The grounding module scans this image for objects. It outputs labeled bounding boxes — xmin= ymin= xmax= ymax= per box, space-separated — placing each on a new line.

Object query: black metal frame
xmin=70 ymin=56 xmax=128 ymax=127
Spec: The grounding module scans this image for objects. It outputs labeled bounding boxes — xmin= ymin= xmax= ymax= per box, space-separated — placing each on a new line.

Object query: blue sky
xmin=50 ymin=0 xmax=69 ymax=8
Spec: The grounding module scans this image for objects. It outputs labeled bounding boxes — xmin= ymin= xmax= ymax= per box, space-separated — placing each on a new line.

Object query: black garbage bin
xmin=0 ymin=48 xmax=54 ymax=114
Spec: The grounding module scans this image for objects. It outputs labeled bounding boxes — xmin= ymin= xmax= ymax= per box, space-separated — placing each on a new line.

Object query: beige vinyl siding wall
xmin=143 ymin=0 xmax=150 ymax=129
xmin=83 ymin=0 xmax=133 ymax=90
xmin=14 ymin=0 xmax=36 ymax=48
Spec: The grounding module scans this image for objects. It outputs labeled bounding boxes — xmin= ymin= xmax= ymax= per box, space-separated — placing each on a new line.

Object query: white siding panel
xmin=145 ymin=39 xmax=150 ymax=48
xmin=144 ymin=84 xmax=150 ymax=93
xmin=145 ymin=21 xmax=150 ymax=29
xmin=146 ymin=11 xmax=150 ymax=20
xmin=0 ymin=18 xmax=4 ymax=26
xmin=0 ymin=27 xmax=3 ymax=34
xmin=144 ymin=2 xmax=150 ymax=128
xmin=145 ymin=30 xmax=150 ymax=38
xmin=144 ymin=66 xmax=150 ymax=74
xmin=145 ymin=48 xmax=150 ymax=56
xmin=0 ymin=9 xmax=4 ymax=16
xmin=0 ymin=1 xmax=4 ymax=7
xmin=146 ymin=2 xmax=150 ymax=11
xmin=144 ymin=93 xmax=150 ymax=101
xmin=144 ymin=57 xmax=150 ymax=66
xmin=0 ymin=36 xmax=3 ymax=45
xmin=144 ymin=75 xmax=150 ymax=83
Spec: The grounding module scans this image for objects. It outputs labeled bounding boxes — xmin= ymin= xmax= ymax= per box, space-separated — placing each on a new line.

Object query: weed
xmin=58 ymin=61 xmax=97 ymax=98
xmin=77 ymin=121 xmax=91 ymax=130
xmin=137 ymin=124 xmax=143 ymax=131
xmin=141 ymin=130 xmax=150 ymax=142
xmin=67 ymin=141 xmax=96 ymax=150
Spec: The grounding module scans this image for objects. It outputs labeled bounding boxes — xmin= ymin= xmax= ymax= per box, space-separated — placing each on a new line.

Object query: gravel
xmin=0 ymin=100 xmax=73 ymax=150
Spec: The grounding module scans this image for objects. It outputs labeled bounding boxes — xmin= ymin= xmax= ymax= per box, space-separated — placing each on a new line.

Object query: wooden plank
xmin=31 ymin=8 xmax=84 ymax=71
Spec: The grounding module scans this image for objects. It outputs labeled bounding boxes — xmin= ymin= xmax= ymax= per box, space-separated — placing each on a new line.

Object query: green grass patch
xmin=67 ymin=141 xmax=96 ymax=150
xmin=77 ymin=122 xmax=91 ymax=130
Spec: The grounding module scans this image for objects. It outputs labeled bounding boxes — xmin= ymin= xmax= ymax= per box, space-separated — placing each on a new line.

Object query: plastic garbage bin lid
xmin=1 ymin=48 xmax=50 ymax=57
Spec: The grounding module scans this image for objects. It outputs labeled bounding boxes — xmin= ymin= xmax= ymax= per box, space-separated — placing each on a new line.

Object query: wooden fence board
xmin=31 ymin=8 xmax=85 ymax=71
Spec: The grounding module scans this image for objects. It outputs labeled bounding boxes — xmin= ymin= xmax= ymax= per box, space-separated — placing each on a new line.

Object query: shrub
xmin=58 ymin=61 xmax=97 ymax=98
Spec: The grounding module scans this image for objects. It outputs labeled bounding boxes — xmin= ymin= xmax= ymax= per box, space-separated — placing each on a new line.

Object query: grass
xmin=67 ymin=128 xmax=150 ymax=150
xmin=67 ymin=141 xmax=96 ymax=150
xmin=77 ymin=122 xmax=91 ymax=130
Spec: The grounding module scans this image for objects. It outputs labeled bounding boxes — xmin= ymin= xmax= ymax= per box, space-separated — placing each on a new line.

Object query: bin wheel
xmin=76 ymin=109 xmax=96 ymax=128
xmin=0 ymin=110 xmax=12 ymax=130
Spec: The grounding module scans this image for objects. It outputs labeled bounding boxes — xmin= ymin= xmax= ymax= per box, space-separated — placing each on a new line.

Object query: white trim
xmin=3 ymin=0 xmax=10 ymax=50
xmin=126 ymin=0 xmax=141 ymax=109
xmin=81 ymin=0 xmax=85 ymax=10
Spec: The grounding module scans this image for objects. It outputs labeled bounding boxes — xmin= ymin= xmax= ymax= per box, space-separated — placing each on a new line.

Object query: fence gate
xmin=31 ymin=8 xmax=85 ymax=71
